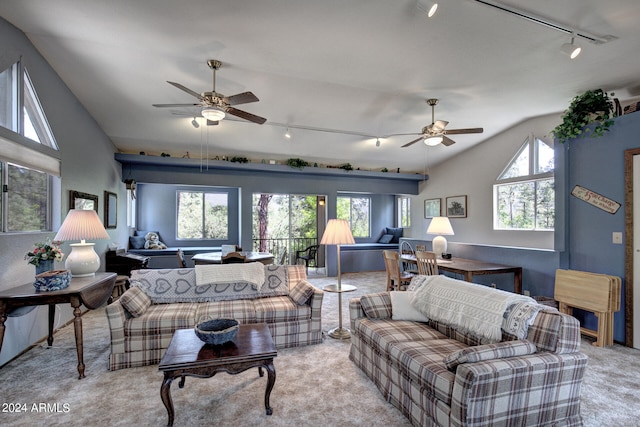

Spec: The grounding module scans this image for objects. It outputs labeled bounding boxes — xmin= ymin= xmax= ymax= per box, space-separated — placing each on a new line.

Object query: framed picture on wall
xmin=69 ymin=190 xmax=98 ymax=211
xmin=446 ymin=195 xmax=467 ymax=218
xmin=424 ymin=198 xmax=441 ymax=218
xmin=104 ymin=191 xmax=117 ymax=229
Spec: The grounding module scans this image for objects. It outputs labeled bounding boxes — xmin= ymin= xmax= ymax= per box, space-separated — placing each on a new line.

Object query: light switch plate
xmin=612 ymin=232 xmax=623 ymax=244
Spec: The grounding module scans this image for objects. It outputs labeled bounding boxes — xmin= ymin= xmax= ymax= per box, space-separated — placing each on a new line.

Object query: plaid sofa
xmin=106 ymin=264 xmax=323 ymax=370
xmin=349 ymin=291 xmax=587 ymax=427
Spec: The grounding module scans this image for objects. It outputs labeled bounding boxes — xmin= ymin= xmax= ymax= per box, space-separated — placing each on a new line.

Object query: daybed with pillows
xmin=341 ymin=227 xmax=403 ymax=273
xmin=127 ymin=230 xmax=218 ymax=268
xmin=105 ymin=263 xmax=323 ymax=370
xmin=349 ymin=275 xmax=587 ymax=427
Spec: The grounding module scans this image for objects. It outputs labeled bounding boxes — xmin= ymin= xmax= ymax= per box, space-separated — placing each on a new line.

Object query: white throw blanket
xmin=410 ymin=275 xmax=535 ymax=342
xmin=195 ymin=263 xmax=265 ymax=288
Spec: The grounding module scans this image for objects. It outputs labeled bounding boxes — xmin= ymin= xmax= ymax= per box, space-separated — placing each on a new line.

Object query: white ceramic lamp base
xmin=432 ymin=235 xmax=448 ymax=258
xmin=65 ymin=242 xmax=100 ymax=277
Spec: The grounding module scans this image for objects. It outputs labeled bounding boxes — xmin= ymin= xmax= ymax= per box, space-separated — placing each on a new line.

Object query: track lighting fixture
xmin=376 ymin=138 xmax=381 ymax=147
xmin=561 ymin=35 xmax=582 ymax=59
xmin=285 ymin=128 xmax=291 ymax=139
xmin=416 ymin=1 xmax=438 ymax=18
xmin=427 ymin=2 xmax=438 ymax=18
xmin=191 ymin=118 xmax=200 ymax=128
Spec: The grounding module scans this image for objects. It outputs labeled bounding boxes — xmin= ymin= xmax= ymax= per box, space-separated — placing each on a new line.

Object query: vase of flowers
xmin=25 ymin=240 xmax=64 ymax=274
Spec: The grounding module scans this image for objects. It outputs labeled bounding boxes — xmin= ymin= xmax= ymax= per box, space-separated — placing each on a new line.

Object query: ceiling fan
xmin=401 ymin=99 xmax=483 ymax=147
xmin=152 ymin=59 xmax=267 ymax=125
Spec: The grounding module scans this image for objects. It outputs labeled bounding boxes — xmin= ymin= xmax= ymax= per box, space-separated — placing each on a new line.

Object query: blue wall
xmin=558 ymin=112 xmax=640 ymax=343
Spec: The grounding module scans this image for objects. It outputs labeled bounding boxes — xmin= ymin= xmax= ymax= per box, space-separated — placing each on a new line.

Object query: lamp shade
xmin=320 ymin=219 xmax=355 ymax=245
xmin=54 ymin=209 xmax=110 ymax=242
xmin=426 ymin=216 xmax=454 ymax=235
xmin=201 ymin=107 xmax=226 ymax=121
xmin=54 ymin=209 xmax=110 ymax=277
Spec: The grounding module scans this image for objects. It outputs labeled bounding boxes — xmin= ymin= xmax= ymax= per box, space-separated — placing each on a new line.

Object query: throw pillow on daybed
xmin=390 ymin=291 xmax=429 ymax=322
xmin=119 ymin=286 xmax=151 ymax=317
xmin=377 ymin=234 xmax=394 ymax=244
xmin=129 ymin=236 xmax=146 ymax=249
xmin=385 ymin=227 xmax=403 ymax=243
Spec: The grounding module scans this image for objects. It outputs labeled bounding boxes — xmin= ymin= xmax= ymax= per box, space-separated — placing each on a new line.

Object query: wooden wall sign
xmin=571 ymin=185 xmax=620 ymax=214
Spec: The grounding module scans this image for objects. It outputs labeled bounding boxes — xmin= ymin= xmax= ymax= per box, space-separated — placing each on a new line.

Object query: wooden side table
xmin=323 ymin=284 xmax=357 ymax=339
xmin=0 ymin=272 xmax=116 ymax=379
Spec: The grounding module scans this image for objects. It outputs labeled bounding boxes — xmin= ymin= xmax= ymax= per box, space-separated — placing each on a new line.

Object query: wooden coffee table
xmin=158 ymin=323 xmax=277 ymax=427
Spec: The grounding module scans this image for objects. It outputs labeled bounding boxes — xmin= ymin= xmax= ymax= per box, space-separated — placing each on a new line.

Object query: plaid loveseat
xmin=349 ymin=288 xmax=587 ymax=427
xmin=106 ymin=264 xmax=323 ymax=370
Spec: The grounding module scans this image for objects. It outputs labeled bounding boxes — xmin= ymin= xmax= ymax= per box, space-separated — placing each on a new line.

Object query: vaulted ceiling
xmin=2 ymin=0 xmax=640 ymax=173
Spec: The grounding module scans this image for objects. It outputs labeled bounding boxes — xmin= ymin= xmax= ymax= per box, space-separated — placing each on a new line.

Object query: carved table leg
xmin=70 ymin=297 xmax=85 ymax=379
xmin=258 ymin=366 xmax=264 ymax=377
xmin=161 ymin=374 xmax=175 ymax=427
xmin=0 ymin=301 xmax=6 ymax=354
xmin=263 ymin=360 xmax=276 ymax=415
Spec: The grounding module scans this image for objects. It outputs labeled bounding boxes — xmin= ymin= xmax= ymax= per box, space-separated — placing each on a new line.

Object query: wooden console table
xmin=401 ymin=255 xmax=523 ymax=294
xmin=0 ymin=272 xmax=116 ymax=379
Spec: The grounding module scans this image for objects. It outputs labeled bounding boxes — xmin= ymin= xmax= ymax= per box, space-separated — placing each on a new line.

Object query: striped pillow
xmin=119 ymin=286 xmax=151 ymax=317
xmin=289 ymin=281 xmax=315 ymax=305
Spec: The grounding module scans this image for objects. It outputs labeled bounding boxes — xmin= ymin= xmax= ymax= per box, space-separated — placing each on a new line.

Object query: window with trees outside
xmin=0 ymin=61 xmax=60 ymax=233
xmin=494 ymin=135 xmax=554 ymax=230
xmin=176 ymin=191 xmax=228 ymax=239
xmin=337 ymin=195 xmax=370 ymax=238
xmin=398 ymin=196 xmax=411 ymax=228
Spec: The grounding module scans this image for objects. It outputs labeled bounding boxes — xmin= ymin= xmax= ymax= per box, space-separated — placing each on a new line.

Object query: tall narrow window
xmin=493 ymin=135 xmax=554 ymax=231
xmin=177 ymin=191 xmax=228 ymax=239
xmin=337 ymin=195 xmax=370 ymax=238
xmin=398 ymin=196 xmax=411 ymax=228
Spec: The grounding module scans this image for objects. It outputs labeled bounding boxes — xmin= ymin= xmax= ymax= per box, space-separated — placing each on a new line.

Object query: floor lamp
xmin=320 ymin=219 xmax=355 ymax=339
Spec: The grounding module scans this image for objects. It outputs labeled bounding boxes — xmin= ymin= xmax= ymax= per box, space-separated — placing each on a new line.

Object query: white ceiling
xmin=2 ymin=0 xmax=640 ymax=173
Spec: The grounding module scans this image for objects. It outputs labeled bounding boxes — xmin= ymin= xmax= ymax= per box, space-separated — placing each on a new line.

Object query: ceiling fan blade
xmin=153 ymin=103 xmax=201 ymax=108
xmin=225 ymin=91 xmax=259 ymax=106
xmin=432 ymin=120 xmax=449 ymax=133
xmin=445 ymin=127 xmax=484 ymax=135
xmin=402 ymin=136 xmax=425 ymax=148
xmin=226 ymin=107 xmax=267 ymax=124
xmin=167 ymin=81 xmax=204 ymax=101
xmin=441 ymin=136 xmax=456 ymax=146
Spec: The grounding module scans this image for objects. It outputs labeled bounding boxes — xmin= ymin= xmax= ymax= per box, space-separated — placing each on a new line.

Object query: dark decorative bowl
xmin=194 ymin=318 xmax=239 ymax=345
xmin=33 ymin=269 xmax=71 ymax=292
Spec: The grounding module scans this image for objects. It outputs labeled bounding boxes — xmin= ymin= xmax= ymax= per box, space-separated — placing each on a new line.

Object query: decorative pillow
xmin=385 ymin=227 xmax=403 ymax=243
xmin=443 ymin=339 xmax=538 ymax=370
xmin=287 ymin=265 xmax=307 ymax=289
xmin=390 ymin=291 xmax=429 ymax=322
xmin=360 ymin=292 xmax=393 ymax=319
xmin=259 ymin=264 xmax=290 ymax=297
xmin=135 ymin=230 xmax=160 ymax=239
xmin=119 ymin=286 xmax=152 ymax=317
xmin=377 ymin=234 xmax=394 ymax=244
xmin=129 ymin=236 xmax=146 ymax=249
xmin=406 ymin=275 xmax=435 ymax=292
xmin=289 ymin=281 xmax=315 ymax=305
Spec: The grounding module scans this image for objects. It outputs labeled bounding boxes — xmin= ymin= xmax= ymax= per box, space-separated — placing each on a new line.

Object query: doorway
xmin=624 ymin=149 xmax=640 ymax=349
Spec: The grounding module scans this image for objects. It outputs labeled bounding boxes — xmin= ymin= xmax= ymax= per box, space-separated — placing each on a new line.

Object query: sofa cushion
xmin=443 ymin=339 xmax=538 ymax=370
xmin=119 ymin=286 xmax=151 ymax=317
xmin=390 ymin=291 xmax=429 ymax=322
xmin=124 ymin=303 xmax=198 ymax=351
xmin=195 ymin=300 xmax=257 ymax=325
xmin=289 ymin=281 xmax=315 ymax=305
xmin=254 ymin=296 xmax=311 ymax=323
xmin=360 ymin=292 xmax=393 ymax=319
xmin=356 ymin=318 xmax=447 ymax=355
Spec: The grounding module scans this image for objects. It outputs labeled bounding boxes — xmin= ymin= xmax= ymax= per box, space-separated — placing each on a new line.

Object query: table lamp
xmin=427 ymin=216 xmax=454 ymax=258
xmin=320 ymin=219 xmax=355 ymax=339
xmin=54 ymin=209 xmax=110 ymax=277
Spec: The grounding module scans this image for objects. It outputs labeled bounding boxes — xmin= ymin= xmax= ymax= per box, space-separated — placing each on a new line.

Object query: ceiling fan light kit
xmin=424 ymin=136 xmax=443 ymax=146
xmin=201 ymin=107 xmax=226 ymax=121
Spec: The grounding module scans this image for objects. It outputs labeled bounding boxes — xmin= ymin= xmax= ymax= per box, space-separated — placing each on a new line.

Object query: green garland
xmin=552 ymin=89 xmax=615 ymax=144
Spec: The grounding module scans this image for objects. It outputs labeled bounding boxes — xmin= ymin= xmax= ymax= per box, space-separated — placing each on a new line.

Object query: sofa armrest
xmin=105 ymin=300 xmax=128 ymax=355
xmin=444 ymin=339 xmax=537 ymax=370
xmin=349 ymin=297 xmax=366 ymax=331
xmin=451 ymin=352 xmax=588 ymax=426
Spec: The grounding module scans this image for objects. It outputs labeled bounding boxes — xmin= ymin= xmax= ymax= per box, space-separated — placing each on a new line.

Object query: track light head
xmin=376 ymin=138 xmax=381 ymax=147
xmin=285 ymin=128 xmax=291 ymax=139
xmin=561 ymin=36 xmax=582 ymax=59
xmin=427 ymin=2 xmax=438 ymax=18
xmin=191 ymin=118 xmax=200 ymax=128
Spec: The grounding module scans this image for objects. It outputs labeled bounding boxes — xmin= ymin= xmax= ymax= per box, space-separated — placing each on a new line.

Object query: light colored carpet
xmin=0 ymin=271 xmax=638 ymax=426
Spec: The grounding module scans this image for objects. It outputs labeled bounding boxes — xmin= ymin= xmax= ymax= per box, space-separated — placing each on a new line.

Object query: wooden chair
xmin=295 ymin=244 xmax=319 ymax=273
xmin=400 ymin=241 xmax=418 ymax=274
xmin=176 ymin=249 xmax=187 ymax=268
xmin=415 ymin=250 xmax=438 ymax=275
xmin=383 ymin=250 xmax=414 ymax=291
xmin=222 ymin=252 xmax=247 ymax=264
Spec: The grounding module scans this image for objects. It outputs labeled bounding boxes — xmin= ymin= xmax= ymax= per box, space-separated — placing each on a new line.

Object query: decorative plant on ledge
xmin=552 ymin=89 xmax=616 ymax=144
xmin=286 ymin=158 xmax=310 ymax=169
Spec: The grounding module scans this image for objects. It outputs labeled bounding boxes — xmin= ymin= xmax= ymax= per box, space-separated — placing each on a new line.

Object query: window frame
xmin=337 ymin=195 xmax=371 ymax=238
xmin=175 ymin=189 xmax=230 ymax=240
xmin=398 ymin=196 xmax=411 ymax=228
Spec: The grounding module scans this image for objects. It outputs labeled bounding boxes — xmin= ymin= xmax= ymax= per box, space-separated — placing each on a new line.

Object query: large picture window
xmin=337 ymin=195 xmax=370 ymax=238
xmin=177 ymin=191 xmax=228 ymax=239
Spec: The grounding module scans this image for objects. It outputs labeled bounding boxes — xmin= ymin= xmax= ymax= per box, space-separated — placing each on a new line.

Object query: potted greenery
xmin=552 ymin=89 xmax=616 ymax=144
xmin=286 ymin=158 xmax=310 ymax=169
